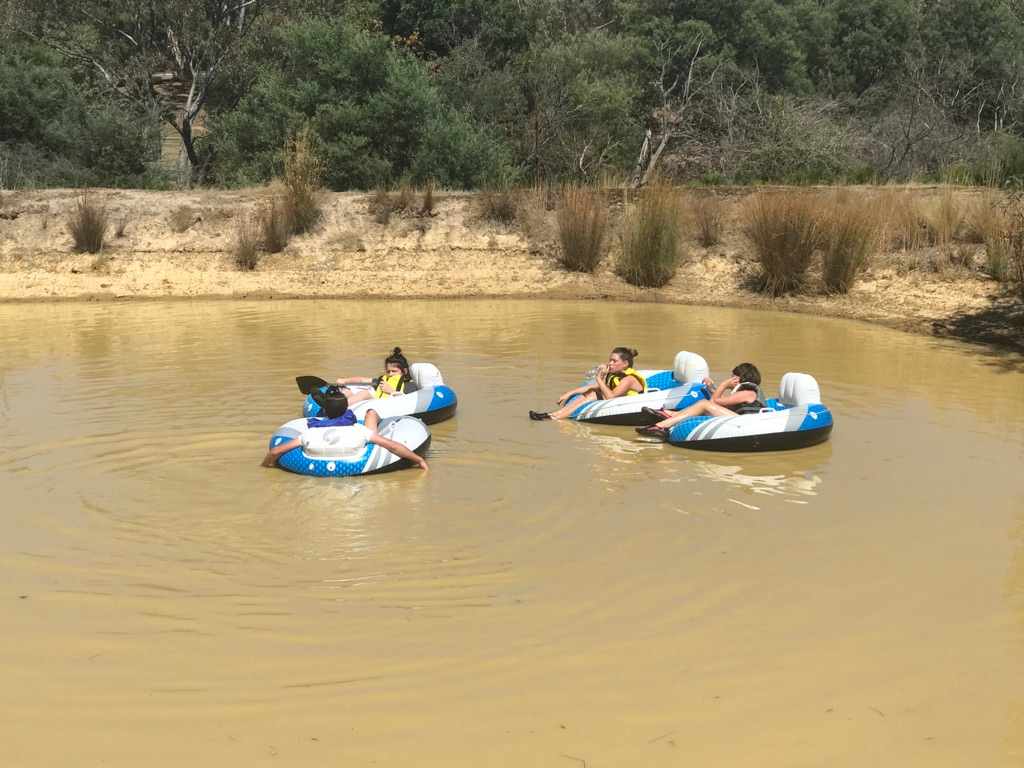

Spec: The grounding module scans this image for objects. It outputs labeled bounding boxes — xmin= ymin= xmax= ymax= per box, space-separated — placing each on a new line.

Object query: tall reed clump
xmin=969 ymin=193 xmax=1010 ymax=280
xmin=259 ymin=197 xmax=292 ymax=253
xmin=234 ymin=217 xmax=260 ymax=271
xmin=1006 ymin=199 xmax=1024 ymax=295
xmin=370 ymin=187 xmax=393 ymax=224
xmin=744 ymin=192 xmax=822 ymax=296
xmin=880 ymin=187 xmax=928 ymax=251
xmin=616 ymin=184 xmax=683 ymax=288
xmin=68 ymin=190 xmax=109 ymax=253
xmin=926 ymin=186 xmax=963 ymax=250
xmin=281 ymin=125 xmax=324 ymax=235
xmin=556 ymin=184 xmax=607 ymax=272
xmin=690 ymin=193 xmax=723 ymax=247
xmin=420 ymin=180 xmax=435 ymax=216
xmin=819 ymin=193 xmax=880 ymax=293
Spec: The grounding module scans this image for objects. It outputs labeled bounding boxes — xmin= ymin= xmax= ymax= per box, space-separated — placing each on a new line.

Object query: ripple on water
xmin=1 ymin=299 xmax=1023 ymax=766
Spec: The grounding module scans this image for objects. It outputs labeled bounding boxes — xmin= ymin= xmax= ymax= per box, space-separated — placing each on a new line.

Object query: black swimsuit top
xmin=728 ymin=382 xmax=765 ymax=414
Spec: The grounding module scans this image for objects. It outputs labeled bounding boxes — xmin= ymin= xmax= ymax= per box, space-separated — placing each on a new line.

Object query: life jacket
xmin=373 ymin=372 xmax=409 ymax=399
xmin=605 ymin=367 xmax=647 ymax=397
xmin=729 ymin=382 xmax=765 ymax=414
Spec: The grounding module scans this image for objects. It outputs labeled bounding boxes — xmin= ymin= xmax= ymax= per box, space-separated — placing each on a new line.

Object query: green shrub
xmin=617 ymin=184 xmax=683 ymax=288
xmin=0 ymin=45 xmax=161 ymax=188
xmin=556 ymin=184 xmax=607 ymax=273
xmin=820 ymin=194 xmax=879 ymax=293
xmin=68 ymin=191 xmax=109 ymax=254
xmin=744 ymin=192 xmax=821 ymax=296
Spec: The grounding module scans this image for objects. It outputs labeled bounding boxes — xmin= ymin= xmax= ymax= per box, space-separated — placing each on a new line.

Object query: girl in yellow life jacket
xmin=529 ymin=347 xmax=646 ymax=421
xmin=335 ymin=347 xmax=419 ymax=406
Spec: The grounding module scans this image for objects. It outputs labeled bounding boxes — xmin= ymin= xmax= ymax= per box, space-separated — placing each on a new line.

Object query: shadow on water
xmin=932 ymin=290 xmax=1024 ymax=369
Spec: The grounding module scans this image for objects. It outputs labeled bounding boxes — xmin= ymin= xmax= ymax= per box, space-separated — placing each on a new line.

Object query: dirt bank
xmin=0 ymin=186 xmax=1021 ymax=353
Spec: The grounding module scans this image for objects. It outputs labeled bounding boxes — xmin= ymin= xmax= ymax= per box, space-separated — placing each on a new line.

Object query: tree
xmin=630 ymin=21 xmax=720 ymax=185
xmin=207 ymin=16 xmax=511 ymax=188
xmin=826 ymin=0 xmax=916 ymax=96
xmin=16 ymin=0 xmax=272 ymax=183
xmin=0 ymin=43 xmax=159 ymax=187
xmin=517 ymin=31 xmax=644 ymax=180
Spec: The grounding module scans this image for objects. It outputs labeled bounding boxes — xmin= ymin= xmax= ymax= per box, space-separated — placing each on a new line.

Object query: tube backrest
xmin=410 ymin=362 xmax=444 ymax=388
xmin=779 ymin=372 xmax=822 ymax=406
xmin=673 ymin=351 xmax=710 ymax=384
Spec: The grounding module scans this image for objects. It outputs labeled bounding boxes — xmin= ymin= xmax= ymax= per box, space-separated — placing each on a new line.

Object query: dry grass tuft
xmin=420 ymin=181 xmax=435 ymax=216
xmin=234 ymin=217 xmax=260 ymax=271
xmin=966 ymin=193 xmax=1011 ymax=280
xmin=926 ymin=186 xmax=963 ymax=249
xmin=395 ymin=185 xmax=415 ymax=214
xmin=880 ymin=188 xmax=929 ymax=250
xmin=1004 ymin=200 xmax=1024 ymax=294
xmin=281 ymin=126 xmax=324 ymax=235
xmin=479 ymin=187 xmax=518 ymax=224
xmin=90 ymin=252 xmax=111 ymax=272
xmin=964 ymin=193 xmax=1000 ymax=244
xmin=68 ymin=190 xmax=109 ymax=254
xmin=820 ymin=192 xmax=880 ymax=294
xmin=949 ymin=244 xmax=976 ymax=270
xmin=370 ymin=187 xmax=393 ymax=224
xmin=743 ymin=192 xmax=822 ymax=296
xmin=556 ymin=184 xmax=607 ymax=273
xmin=169 ymin=205 xmax=199 ymax=233
xmin=690 ymin=193 xmax=724 ymax=247
xmin=259 ymin=197 xmax=292 ymax=253
xmin=617 ymin=183 xmax=683 ymax=288
xmin=369 ymin=184 xmax=432 ymax=224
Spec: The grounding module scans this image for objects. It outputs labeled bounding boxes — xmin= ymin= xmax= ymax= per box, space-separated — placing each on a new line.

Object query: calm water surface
xmin=1 ymin=299 xmax=1022 ymax=767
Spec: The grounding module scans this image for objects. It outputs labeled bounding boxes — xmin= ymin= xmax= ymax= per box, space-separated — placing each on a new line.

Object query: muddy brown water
xmin=1 ymin=299 xmax=1022 ymax=767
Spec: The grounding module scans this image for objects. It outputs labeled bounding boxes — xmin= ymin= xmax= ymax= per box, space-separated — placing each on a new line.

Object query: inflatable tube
xmin=667 ymin=373 xmax=834 ymax=452
xmin=304 ymin=362 xmax=457 ymax=425
xmin=268 ymin=415 xmax=431 ymax=477
xmin=566 ymin=351 xmax=710 ymax=426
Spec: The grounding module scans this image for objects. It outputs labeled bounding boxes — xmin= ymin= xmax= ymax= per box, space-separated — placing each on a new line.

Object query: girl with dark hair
xmin=636 ymin=362 xmax=765 ymax=439
xmin=335 ymin=347 xmax=419 ymax=406
xmin=529 ymin=347 xmax=647 ymax=421
xmin=261 ymin=389 xmax=428 ymax=470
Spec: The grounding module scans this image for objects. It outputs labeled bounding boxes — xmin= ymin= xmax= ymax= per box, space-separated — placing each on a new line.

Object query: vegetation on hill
xmin=4 ymin=0 xmax=1024 ymax=189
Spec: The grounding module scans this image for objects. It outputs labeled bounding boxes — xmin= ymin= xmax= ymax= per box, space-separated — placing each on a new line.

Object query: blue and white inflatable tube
xmin=304 ymin=362 xmax=457 ymax=425
xmin=668 ymin=372 xmax=834 ymax=452
xmin=566 ymin=351 xmax=710 ymax=426
xmin=269 ymin=415 xmax=431 ymax=477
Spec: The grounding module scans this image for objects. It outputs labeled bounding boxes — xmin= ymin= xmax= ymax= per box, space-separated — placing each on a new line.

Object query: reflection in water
xmin=689 ymin=457 xmax=824 ymax=498
xmin=0 ymin=299 xmax=1023 ymax=767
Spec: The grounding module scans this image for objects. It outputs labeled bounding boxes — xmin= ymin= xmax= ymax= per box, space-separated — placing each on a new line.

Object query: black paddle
xmin=296 ymin=375 xmax=329 ymax=395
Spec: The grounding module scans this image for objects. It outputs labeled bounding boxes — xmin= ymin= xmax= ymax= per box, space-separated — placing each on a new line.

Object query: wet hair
xmin=384 ymin=346 xmax=411 ymax=378
xmin=732 ymin=362 xmax=761 ymax=385
xmin=610 ymin=347 xmax=639 ymax=367
xmin=313 ymin=388 xmax=350 ymax=419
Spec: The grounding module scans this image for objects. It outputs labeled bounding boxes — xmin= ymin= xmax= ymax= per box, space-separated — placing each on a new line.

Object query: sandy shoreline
xmin=1 ymin=186 xmax=1021 ymax=353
